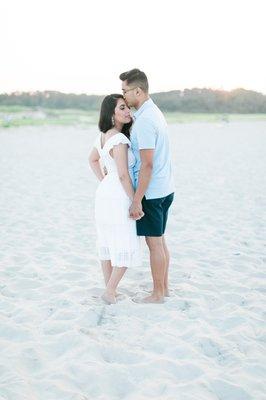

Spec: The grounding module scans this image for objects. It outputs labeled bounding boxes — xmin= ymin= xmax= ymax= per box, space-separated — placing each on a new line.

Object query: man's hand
xmin=129 ymin=200 xmax=144 ymax=220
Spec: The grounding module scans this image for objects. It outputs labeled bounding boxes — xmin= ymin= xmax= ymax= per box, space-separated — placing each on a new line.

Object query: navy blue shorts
xmin=136 ymin=192 xmax=174 ymax=237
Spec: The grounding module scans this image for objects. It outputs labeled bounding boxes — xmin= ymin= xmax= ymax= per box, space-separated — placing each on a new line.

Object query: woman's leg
xmin=101 ymin=260 xmax=113 ymax=286
xmin=102 ymin=266 xmax=127 ymax=304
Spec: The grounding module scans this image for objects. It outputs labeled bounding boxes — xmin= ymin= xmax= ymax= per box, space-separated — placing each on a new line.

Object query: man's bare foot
xmin=141 ymin=294 xmax=165 ymax=304
xmin=146 ymin=289 xmax=170 ymax=297
xmin=101 ymin=292 xmax=116 ymax=304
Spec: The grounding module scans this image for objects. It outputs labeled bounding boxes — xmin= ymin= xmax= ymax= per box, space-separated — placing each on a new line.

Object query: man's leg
xmin=143 ymin=236 xmax=166 ymax=303
xmin=162 ymin=235 xmax=170 ymax=297
xmin=161 ymin=193 xmax=174 ymax=296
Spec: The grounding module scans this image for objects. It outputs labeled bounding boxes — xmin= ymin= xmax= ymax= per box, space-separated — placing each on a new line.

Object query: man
xmin=119 ymin=68 xmax=175 ymax=303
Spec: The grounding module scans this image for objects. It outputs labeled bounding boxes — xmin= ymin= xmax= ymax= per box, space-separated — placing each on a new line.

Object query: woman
xmin=89 ymin=94 xmax=142 ymax=304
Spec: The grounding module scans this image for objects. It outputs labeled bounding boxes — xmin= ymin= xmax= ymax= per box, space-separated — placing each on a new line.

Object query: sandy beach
xmin=0 ymin=122 xmax=265 ymax=400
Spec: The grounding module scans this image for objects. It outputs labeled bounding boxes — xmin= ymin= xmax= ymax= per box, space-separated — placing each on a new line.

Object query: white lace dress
xmin=93 ymin=133 xmax=141 ymax=268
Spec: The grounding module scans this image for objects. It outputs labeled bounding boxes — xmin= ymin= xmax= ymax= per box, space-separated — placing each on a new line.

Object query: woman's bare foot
xmin=101 ymin=292 xmax=116 ymax=304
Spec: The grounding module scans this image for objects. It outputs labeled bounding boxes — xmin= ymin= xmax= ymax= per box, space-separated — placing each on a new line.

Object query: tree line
xmin=0 ymin=88 xmax=266 ymax=113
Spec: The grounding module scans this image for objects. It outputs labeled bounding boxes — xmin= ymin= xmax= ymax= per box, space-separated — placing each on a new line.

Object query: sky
xmin=1 ymin=0 xmax=266 ymax=95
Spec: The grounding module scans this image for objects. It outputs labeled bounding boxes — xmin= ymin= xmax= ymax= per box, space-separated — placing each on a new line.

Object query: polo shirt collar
xmin=133 ymin=98 xmax=153 ymax=120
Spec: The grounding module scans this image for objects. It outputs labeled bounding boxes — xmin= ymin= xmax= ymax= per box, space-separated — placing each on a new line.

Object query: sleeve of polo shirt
xmin=136 ymin=118 xmax=156 ymax=149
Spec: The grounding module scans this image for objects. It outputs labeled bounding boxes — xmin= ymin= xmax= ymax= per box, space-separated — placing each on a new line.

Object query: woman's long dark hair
xmin=98 ymin=94 xmax=132 ymax=139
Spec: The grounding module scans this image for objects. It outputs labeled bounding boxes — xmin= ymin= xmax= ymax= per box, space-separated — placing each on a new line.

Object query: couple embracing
xmin=89 ymin=69 xmax=174 ymax=304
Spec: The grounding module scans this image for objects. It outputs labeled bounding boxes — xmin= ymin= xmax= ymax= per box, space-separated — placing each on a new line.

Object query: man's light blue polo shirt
xmin=131 ymin=98 xmax=175 ymax=200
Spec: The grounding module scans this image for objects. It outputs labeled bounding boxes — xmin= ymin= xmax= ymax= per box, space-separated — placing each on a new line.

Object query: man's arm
xmin=129 ymin=149 xmax=154 ymax=220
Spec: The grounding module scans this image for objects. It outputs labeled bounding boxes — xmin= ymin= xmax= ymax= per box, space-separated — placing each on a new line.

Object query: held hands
xmin=129 ymin=200 xmax=145 ymax=220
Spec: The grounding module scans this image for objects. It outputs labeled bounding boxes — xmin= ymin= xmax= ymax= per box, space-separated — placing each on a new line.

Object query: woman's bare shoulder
xmin=105 ymin=128 xmax=121 ymax=138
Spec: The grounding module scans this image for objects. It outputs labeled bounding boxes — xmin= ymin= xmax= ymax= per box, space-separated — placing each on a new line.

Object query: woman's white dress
xmin=93 ymin=133 xmax=141 ymax=267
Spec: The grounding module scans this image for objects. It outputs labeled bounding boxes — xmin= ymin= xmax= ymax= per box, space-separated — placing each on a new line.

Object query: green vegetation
xmin=0 ymin=107 xmax=99 ymax=128
xmin=1 ymin=106 xmax=266 ymax=128
xmin=1 ymin=88 xmax=266 ymax=127
xmin=1 ymin=88 xmax=266 ymax=113
xmin=164 ymin=112 xmax=266 ymax=123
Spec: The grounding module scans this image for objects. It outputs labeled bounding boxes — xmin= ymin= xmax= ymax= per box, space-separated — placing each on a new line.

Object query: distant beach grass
xmin=1 ymin=106 xmax=266 ymax=127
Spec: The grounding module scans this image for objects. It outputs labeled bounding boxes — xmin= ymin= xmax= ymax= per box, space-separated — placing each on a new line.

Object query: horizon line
xmin=1 ymin=87 xmax=266 ymax=96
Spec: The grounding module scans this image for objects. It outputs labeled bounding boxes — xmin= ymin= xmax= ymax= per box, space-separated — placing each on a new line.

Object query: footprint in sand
xmin=198 ymin=337 xmax=225 ymax=357
xmin=210 ymin=379 xmax=252 ymax=400
xmin=86 ymin=287 xmax=104 ymax=299
xmin=0 ymin=321 xmax=33 ymax=342
xmin=19 ymin=347 xmax=44 ymax=373
xmin=41 ymin=321 xmax=73 ymax=335
xmin=101 ymin=345 xmax=147 ymax=364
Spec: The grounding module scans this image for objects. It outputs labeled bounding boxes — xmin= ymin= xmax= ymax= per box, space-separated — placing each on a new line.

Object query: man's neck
xmin=135 ymin=95 xmax=150 ymax=110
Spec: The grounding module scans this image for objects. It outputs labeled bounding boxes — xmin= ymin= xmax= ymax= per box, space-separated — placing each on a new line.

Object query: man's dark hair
xmin=98 ymin=94 xmax=132 ymax=138
xmin=119 ymin=68 xmax=149 ymax=93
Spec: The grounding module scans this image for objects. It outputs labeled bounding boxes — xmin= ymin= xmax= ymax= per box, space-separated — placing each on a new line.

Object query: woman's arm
xmin=88 ymin=147 xmax=105 ymax=181
xmin=112 ymin=144 xmax=135 ymax=200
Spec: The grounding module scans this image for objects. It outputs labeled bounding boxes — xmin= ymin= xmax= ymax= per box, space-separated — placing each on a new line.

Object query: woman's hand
xmin=129 ymin=200 xmax=144 ymax=220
